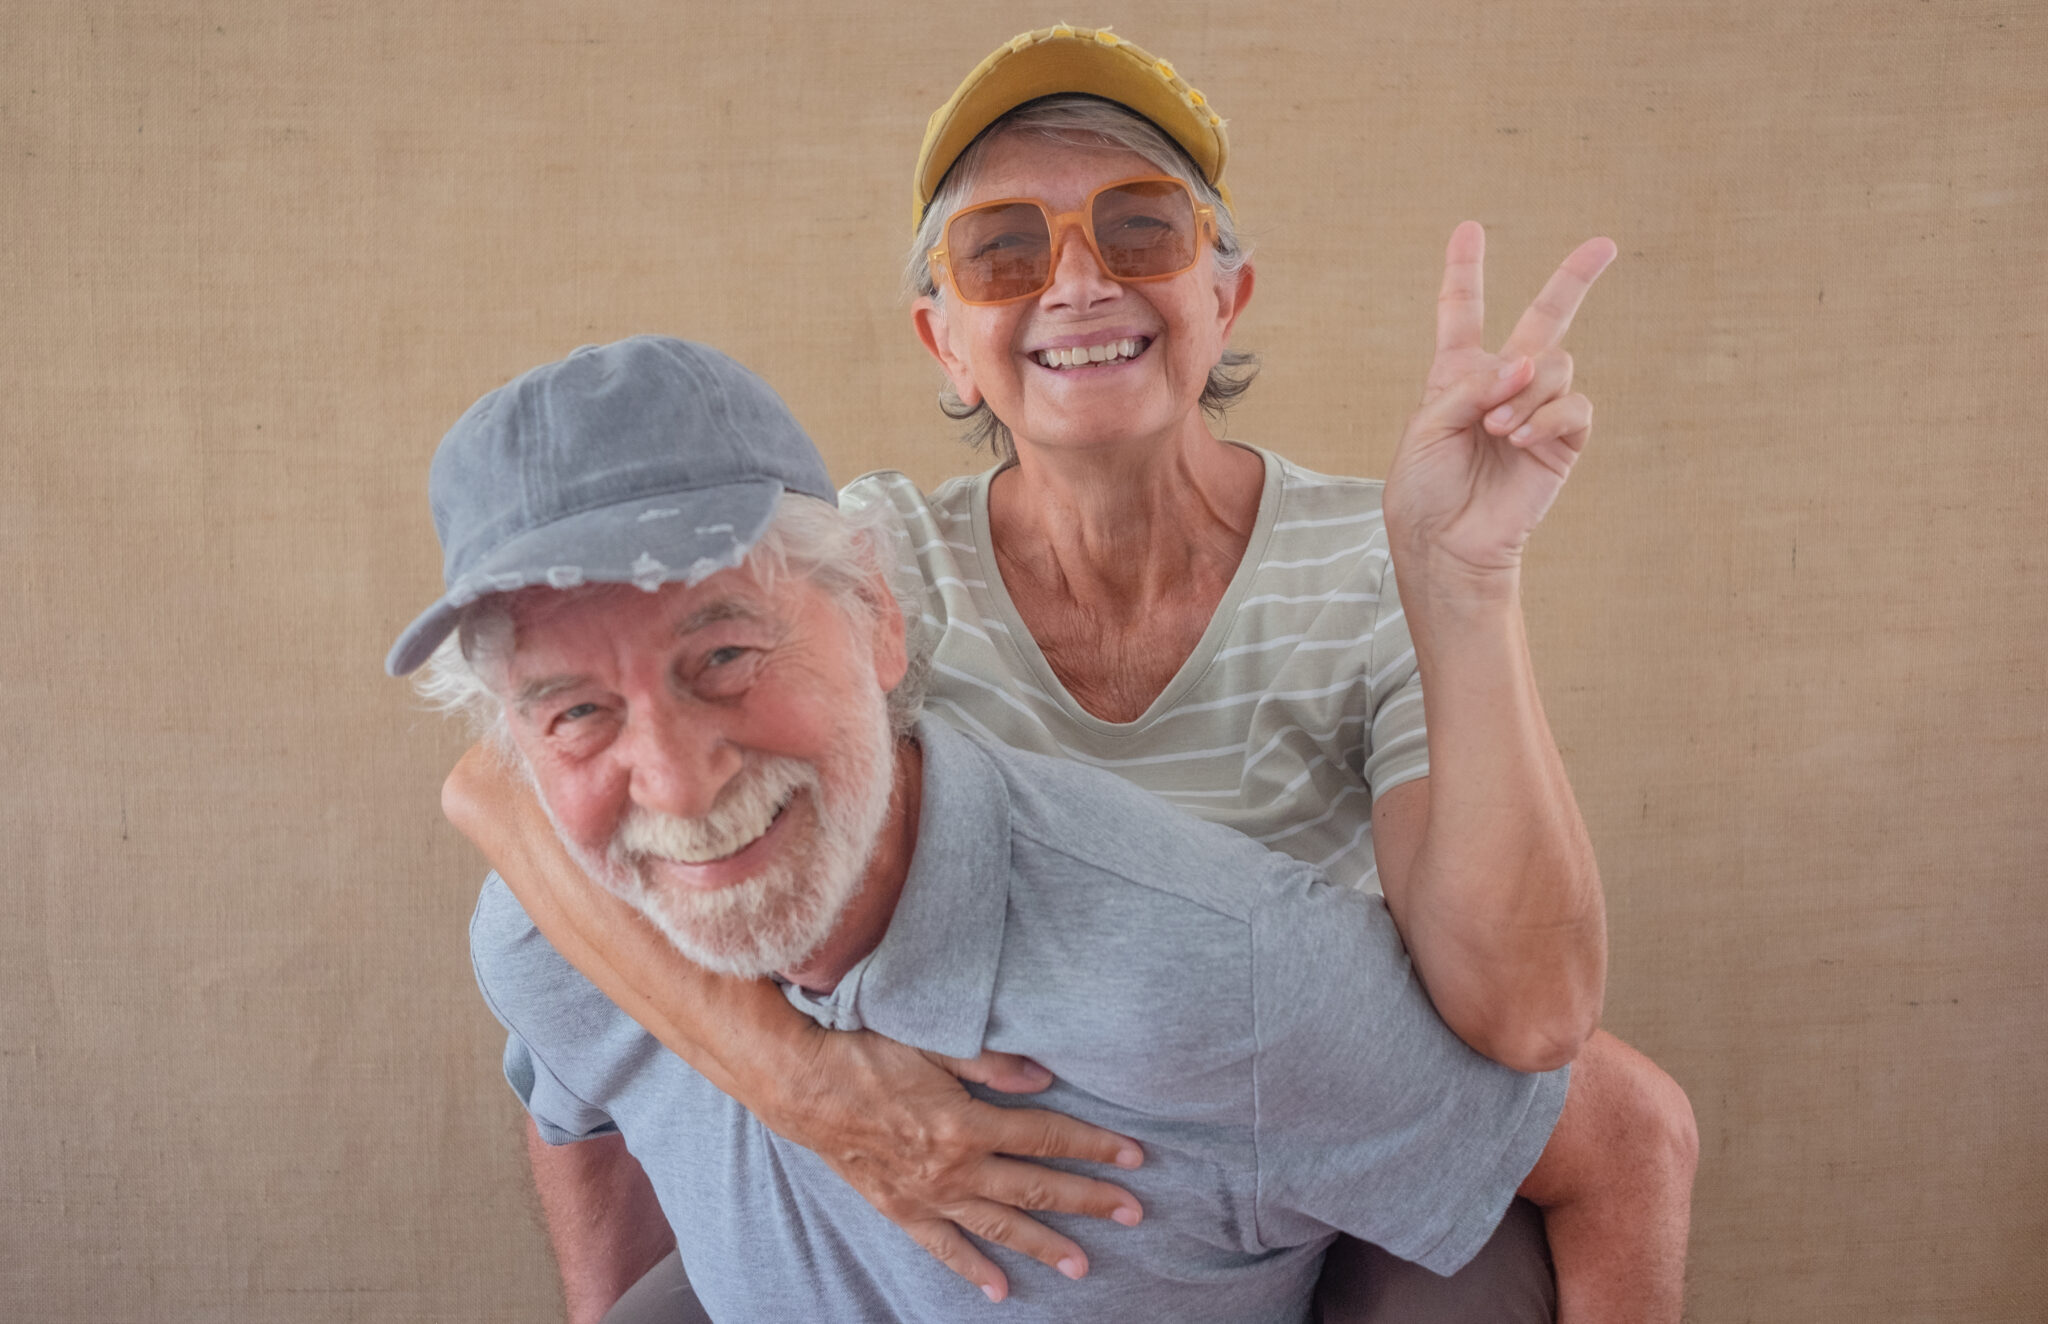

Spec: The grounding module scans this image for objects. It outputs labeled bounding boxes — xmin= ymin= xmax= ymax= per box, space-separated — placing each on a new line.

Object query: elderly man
xmin=391 ymin=337 xmax=1622 ymax=1322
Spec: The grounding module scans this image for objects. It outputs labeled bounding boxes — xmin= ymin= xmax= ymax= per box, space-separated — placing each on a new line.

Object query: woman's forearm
xmin=442 ymin=743 xmax=824 ymax=1107
xmin=1365 ymin=223 xmax=1618 ymax=1067
xmin=1395 ymin=561 xmax=1606 ymax=1071
xmin=529 ymin=876 xmax=821 ymax=1107
xmin=440 ymin=744 xmax=1145 ymax=1299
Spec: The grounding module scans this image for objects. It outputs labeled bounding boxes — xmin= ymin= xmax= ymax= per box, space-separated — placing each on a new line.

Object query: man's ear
xmin=860 ymin=569 xmax=910 ymax=692
xmin=911 ymin=297 xmax=981 ymax=409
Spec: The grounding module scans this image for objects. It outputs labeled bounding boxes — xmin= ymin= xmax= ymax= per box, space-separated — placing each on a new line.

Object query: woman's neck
xmin=989 ymin=423 xmax=1263 ymax=611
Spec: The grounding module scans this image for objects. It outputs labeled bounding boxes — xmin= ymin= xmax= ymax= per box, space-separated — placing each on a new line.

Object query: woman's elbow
xmin=1444 ymin=985 xmax=1604 ymax=1075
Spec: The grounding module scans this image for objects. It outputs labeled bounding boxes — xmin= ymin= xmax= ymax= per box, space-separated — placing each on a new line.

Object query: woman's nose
xmin=1041 ymin=219 xmax=1121 ymax=308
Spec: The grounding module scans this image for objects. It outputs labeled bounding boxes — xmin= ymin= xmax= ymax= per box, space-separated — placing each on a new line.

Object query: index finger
xmin=1501 ymin=236 xmax=1618 ymax=357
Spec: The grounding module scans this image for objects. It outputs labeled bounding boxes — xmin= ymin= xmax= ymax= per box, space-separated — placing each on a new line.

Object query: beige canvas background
xmin=5 ymin=1 xmax=2043 ymax=1319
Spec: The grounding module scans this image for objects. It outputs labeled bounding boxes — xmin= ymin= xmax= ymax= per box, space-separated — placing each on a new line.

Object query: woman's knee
xmin=1584 ymin=1031 xmax=1698 ymax=1192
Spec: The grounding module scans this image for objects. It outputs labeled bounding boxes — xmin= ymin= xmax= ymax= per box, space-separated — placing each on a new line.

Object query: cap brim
xmin=385 ymin=478 xmax=787 ymax=676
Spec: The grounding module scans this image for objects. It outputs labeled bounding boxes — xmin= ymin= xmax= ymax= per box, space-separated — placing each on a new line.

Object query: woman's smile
xmin=1028 ymin=335 xmax=1150 ymax=369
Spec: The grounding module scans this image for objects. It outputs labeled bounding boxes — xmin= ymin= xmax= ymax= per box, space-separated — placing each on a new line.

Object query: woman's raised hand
xmin=1383 ymin=222 xmax=1617 ymax=588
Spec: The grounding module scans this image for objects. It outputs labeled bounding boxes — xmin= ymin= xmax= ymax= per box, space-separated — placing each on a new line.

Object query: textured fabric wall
xmin=5 ymin=2 xmax=2042 ymax=1319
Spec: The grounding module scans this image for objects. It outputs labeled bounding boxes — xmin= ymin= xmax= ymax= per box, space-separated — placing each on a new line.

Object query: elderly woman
xmin=442 ymin=25 xmax=1695 ymax=1324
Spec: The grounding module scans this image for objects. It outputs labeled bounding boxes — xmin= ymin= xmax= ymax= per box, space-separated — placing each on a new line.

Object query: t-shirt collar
xmin=781 ymin=716 xmax=1011 ymax=1059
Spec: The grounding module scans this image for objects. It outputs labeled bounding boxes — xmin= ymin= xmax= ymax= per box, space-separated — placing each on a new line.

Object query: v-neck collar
xmin=967 ymin=445 xmax=1283 ymax=737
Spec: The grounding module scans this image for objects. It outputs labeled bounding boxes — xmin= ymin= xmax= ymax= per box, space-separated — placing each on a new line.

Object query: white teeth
xmin=1035 ymin=337 xmax=1144 ymax=369
xmin=621 ymin=777 xmax=800 ymax=864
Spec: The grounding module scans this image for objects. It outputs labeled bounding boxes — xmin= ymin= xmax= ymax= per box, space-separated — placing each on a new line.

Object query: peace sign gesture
xmin=1383 ymin=222 xmax=1618 ymax=584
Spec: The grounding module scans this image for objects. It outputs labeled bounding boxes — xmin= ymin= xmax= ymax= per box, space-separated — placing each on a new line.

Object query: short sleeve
xmin=470 ymin=876 xmax=622 ymax=1147
xmin=1360 ymin=556 xmax=1429 ymax=798
xmin=500 ymin=1029 xmax=620 ymax=1146
xmin=1248 ymin=864 xmax=1567 ymax=1274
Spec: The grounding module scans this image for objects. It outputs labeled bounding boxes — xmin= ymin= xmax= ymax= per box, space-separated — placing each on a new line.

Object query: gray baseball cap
xmin=385 ymin=335 xmax=836 ymax=677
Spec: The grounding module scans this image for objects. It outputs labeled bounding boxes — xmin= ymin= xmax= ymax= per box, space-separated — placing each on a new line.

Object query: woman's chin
xmin=1007 ymin=398 xmax=1207 ymax=457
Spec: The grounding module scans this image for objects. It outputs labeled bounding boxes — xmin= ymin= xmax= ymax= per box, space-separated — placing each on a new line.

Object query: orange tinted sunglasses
xmin=930 ymin=175 xmax=1219 ymax=307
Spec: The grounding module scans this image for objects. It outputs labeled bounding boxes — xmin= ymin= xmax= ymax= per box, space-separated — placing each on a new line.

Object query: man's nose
xmin=618 ymin=700 xmax=741 ymax=821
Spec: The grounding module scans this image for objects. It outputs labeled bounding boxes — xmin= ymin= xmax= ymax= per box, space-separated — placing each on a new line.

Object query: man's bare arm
xmin=525 ymin=1120 xmax=676 ymax=1324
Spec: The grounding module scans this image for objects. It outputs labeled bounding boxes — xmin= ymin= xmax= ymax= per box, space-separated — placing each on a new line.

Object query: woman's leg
xmin=1526 ymin=1032 xmax=1697 ymax=1321
xmin=1313 ymin=1199 xmax=1555 ymax=1324
xmin=1317 ymin=1030 xmax=1696 ymax=1323
xmin=600 ymin=1251 xmax=712 ymax=1324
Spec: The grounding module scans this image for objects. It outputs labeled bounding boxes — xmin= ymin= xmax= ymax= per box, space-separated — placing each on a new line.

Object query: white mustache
xmin=614 ymin=759 xmax=813 ymax=865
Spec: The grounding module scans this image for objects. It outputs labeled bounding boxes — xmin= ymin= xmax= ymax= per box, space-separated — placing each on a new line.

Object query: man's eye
xmin=695 ymin=645 xmax=760 ymax=697
xmin=558 ymin=702 xmax=600 ymax=723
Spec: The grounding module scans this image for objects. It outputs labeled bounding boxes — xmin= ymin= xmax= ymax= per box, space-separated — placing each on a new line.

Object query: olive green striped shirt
xmin=841 ymin=446 xmax=1429 ymax=893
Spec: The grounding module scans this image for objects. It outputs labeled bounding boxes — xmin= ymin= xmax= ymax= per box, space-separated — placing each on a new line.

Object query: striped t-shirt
xmin=841 ymin=446 xmax=1430 ymax=893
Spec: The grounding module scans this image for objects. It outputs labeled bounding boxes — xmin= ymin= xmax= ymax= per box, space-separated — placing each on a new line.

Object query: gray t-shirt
xmin=471 ymin=718 xmax=1567 ymax=1323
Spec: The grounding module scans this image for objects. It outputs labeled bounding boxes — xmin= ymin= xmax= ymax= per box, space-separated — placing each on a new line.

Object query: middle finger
xmin=981 ymin=1155 xmax=1144 ymax=1223
xmin=1501 ymin=236 xmax=1617 ymax=358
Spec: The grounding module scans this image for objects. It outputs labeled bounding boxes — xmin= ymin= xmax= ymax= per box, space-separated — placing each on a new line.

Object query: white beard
xmin=555 ymin=683 xmax=898 ymax=979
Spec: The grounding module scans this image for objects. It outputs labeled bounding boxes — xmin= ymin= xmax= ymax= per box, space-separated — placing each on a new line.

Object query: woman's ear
xmin=911 ymin=297 xmax=981 ymax=409
xmin=1216 ymin=259 xmax=1255 ymax=345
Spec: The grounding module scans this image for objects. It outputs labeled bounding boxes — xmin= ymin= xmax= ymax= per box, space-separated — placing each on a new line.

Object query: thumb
xmin=932 ymin=1049 xmax=1056 ymax=1094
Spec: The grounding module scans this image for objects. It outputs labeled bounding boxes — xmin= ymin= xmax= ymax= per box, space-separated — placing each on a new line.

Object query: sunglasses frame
xmin=929 ymin=175 xmax=1219 ymax=308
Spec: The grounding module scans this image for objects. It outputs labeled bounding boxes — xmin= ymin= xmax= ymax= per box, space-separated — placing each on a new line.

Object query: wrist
xmin=715 ymin=983 xmax=832 ymax=1128
xmin=1388 ymin=523 xmax=1521 ymax=600
xmin=1394 ymin=543 xmax=1525 ymax=630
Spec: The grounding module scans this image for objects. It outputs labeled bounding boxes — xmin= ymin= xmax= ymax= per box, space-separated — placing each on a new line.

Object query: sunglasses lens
xmin=1091 ymin=180 xmax=1199 ymax=280
xmin=939 ymin=181 xmax=1204 ymax=304
xmin=944 ymin=203 xmax=1054 ymax=303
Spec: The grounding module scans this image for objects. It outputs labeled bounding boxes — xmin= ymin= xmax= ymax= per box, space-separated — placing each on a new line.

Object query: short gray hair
xmin=905 ymin=94 xmax=1258 ymax=462
xmin=416 ymin=495 xmax=932 ymax=751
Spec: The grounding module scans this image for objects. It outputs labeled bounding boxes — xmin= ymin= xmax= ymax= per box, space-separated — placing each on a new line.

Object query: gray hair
xmin=416 ymin=495 xmax=932 ymax=752
xmin=905 ymin=94 xmax=1258 ymax=462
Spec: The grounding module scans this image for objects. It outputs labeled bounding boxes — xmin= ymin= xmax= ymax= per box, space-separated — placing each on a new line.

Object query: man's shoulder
xmin=469 ymin=873 xmax=548 ymax=971
xmin=957 ymin=725 xmax=1316 ymax=922
xmin=469 ymin=876 xmax=626 ymax=1043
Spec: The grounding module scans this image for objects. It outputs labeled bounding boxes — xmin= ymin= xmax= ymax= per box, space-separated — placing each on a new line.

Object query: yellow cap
xmin=912 ymin=25 xmax=1232 ymax=232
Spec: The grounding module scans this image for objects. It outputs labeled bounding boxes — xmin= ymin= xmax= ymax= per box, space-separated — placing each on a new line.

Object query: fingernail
xmin=1496 ymin=357 xmax=1526 ymax=380
xmin=1115 ymin=1145 xmax=1143 ymax=1169
xmin=1058 ymin=1256 xmax=1086 ymax=1280
xmin=982 ymin=1283 xmax=1003 ymax=1303
xmin=1510 ymin=423 xmax=1533 ymax=443
xmin=1112 ymin=1205 xmax=1142 ymax=1227
xmin=1486 ymin=405 xmax=1514 ymax=429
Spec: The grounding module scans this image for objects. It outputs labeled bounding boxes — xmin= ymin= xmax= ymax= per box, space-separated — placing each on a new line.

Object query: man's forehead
xmin=503 ymin=571 xmax=791 ymax=671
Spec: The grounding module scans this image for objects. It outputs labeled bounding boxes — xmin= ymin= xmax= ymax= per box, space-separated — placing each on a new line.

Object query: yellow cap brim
xmin=913 ymin=25 xmax=1232 ymax=232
